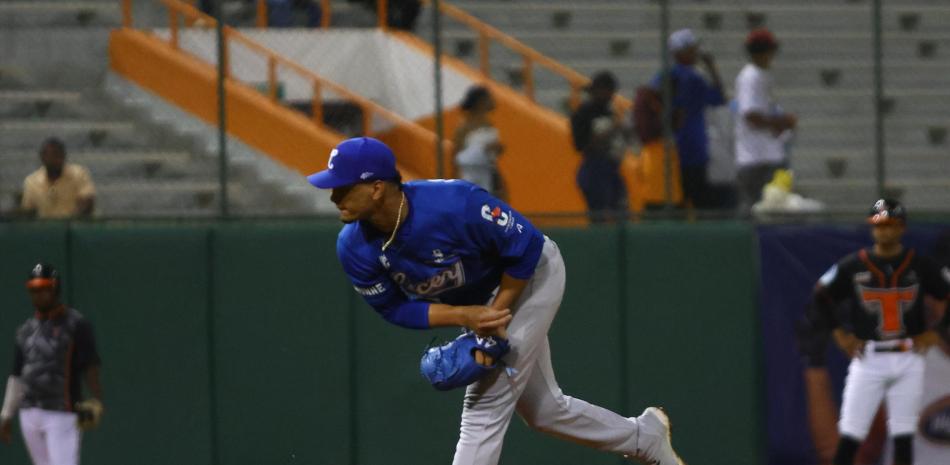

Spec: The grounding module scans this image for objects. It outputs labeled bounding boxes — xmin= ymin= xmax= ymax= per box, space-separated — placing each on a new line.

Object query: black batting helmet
xmin=867 ymin=198 xmax=907 ymax=225
xmin=26 ymin=262 xmax=59 ymax=291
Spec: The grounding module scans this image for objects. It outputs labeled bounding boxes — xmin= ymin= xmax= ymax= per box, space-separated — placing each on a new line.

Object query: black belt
xmin=874 ymin=346 xmax=908 ymax=353
xmin=872 ymin=343 xmax=910 ymax=353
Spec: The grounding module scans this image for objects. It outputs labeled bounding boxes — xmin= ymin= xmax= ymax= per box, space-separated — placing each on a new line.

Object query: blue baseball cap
xmin=307 ymin=137 xmax=399 ymax=189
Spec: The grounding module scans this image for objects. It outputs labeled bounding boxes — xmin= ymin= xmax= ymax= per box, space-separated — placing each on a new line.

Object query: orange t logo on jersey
xmin=859 ymin=285 xmax=918 ymax=338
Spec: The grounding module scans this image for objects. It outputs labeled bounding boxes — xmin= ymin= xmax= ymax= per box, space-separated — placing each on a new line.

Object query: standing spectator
xmin=453 ymin=86 xmax=506 ymax=200
xmin=651 ymin=29 xmax=726 ymax=209
xmin=570 ymin=71 xmax=627 ymax=223
xmin=20 ymin=138 xmax=95 ymax=219
xmin=734 ymin=28 xmax=797 ymax=215
xmin=0 ymin=263 xmax=104 ymax=465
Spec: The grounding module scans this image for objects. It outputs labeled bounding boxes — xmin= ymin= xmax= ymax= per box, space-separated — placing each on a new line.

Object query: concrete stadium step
xmin=0 ymin=90 xmax=80 ymax=103
xmin=0 ymin=119 xmax=154 ymax=150
xmin=791 ymin=150 xmax=950 ymax=180
xmin=458 ymin=0 xmax=950 ymax=5
xmin=792 ymin=118 xmax=950 ymax=148
xmin=0 ymin=27 xmax=112 ymax=90
xmin=796 ymin=178 xmax=950 ymax=211
xmin=94 ymin=182 xmax=318 ymax=218
xmin=0 ymin=181 xmax=220 ymax=214
xmin=1 ymin=167 xmax=315 ymax=217
xmin=432 ymin=3 xmax=950 ymax=34
xmin=0 ymin=1 xmax=120 ymax=28
xmin=0 ymin=90 xmax=106 ymax=118
xmin=0 ymin=151 xmax=220 ymax=185
xmin=460 ymin=33 xmax=950 ymax=63
xmin=783 ymin=90 xmax=950 ymax=118
xmin=93 ymin=181 xmax=231 ymax=213
xmin=532 ymin=85 xmax=950 ymax=120
xmin=491 ymin=59 xmax=950 ymax=96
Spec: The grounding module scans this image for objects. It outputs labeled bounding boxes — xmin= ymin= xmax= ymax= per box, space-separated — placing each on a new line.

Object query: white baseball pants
xmin=452 ymin=238 xmax=642 ymax=465
xmin=19 ymin=408 xmax=80 ymax=465
xmin=838 ymin=340 xmax=924 ymax=440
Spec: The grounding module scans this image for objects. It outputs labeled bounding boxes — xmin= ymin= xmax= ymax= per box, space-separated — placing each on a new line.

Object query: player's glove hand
xmin=420 ymin=331 xmax=510 ymax=391
xmin=74 ymin=398 xmax=103 ymax=431
xmin=912 ymin=330 xmax=940 ymax=354
xmin=832 ymin=329 xmax=865 ymax=358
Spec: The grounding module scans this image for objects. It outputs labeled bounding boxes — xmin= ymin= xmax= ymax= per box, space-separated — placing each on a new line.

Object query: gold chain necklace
xmin=381 ymin=192 xmax=405 ymax=251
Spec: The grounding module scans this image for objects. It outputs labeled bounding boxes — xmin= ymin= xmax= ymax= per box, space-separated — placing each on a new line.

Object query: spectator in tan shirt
xmin=20 ymin=138 xmax=95 ymax=219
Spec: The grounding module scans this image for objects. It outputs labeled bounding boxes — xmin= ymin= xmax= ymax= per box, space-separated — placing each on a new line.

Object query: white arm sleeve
xmin=1 ymin=376 xmax=25 ymax=421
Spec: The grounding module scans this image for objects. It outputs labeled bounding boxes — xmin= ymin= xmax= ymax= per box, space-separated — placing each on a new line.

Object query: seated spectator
xmin=20 ymin=138 xmax=96 ymax=219
xmin=453 ymin=86 xmax=506 ymax=200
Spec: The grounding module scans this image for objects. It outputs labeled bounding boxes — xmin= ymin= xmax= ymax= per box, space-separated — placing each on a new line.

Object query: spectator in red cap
xmin=734 ymin=28 xmax=798 ymax=215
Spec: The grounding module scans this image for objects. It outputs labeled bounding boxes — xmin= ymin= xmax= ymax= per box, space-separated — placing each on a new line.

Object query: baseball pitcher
xmin=307 ymin=137 xmax=685 ymax=465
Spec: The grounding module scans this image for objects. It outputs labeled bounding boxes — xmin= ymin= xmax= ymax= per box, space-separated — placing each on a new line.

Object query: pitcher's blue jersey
xmin=337 ymin=180 xmax=545 ymax=328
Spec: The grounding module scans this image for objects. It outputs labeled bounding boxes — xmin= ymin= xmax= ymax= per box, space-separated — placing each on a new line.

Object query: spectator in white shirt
xmin=734 ymin=28 xmax=797 ymax=214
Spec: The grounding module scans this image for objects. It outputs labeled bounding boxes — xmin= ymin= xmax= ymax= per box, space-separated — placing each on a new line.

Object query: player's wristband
xmin=381 ymin=301 xmax=430 ymax=329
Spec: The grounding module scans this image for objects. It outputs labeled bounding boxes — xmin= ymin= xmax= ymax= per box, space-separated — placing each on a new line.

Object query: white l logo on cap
xmin=327 ymin=148 xmax=339 ymax=169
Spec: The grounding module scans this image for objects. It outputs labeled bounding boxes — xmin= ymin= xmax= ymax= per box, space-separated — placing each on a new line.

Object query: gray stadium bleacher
xmin=0 ymin=0 xmax=325 ymax=218
xmin=418 ymin=0 xmax=950 ymax=214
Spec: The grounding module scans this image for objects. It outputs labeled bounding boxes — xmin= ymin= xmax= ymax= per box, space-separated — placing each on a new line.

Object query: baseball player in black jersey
xmin=799 ymin=199 xmax=950 ymax=465
xmin=1 ymin=263 xmax=103 ymax=465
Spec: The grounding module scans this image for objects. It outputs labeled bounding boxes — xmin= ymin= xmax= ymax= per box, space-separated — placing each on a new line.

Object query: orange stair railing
xmin=121 ymin=0 xmax=449 ymax=171
xmin=226 ymin=0 xmax=631 ymax=113
xmin=420 ymin=0 xmax=632 ymax=113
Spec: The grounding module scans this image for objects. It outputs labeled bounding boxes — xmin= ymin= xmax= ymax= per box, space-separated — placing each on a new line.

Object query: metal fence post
xmin=659 ymin=0 xmax=674 ymax=210
xmin=215 ymin=0 xmax=230 ymax=218
xmin=433 ymin=0 xmax=445 ymax=179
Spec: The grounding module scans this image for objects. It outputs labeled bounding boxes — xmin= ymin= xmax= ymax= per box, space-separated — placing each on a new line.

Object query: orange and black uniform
xmin=12 ymin=306 xmax=100 ymax=412
xmin=801 ymin=247 xmax=950 ymax=365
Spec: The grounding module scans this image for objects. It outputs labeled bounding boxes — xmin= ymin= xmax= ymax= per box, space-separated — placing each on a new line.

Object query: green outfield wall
xmin=0 ymin=221 xmax=762 ymax=465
